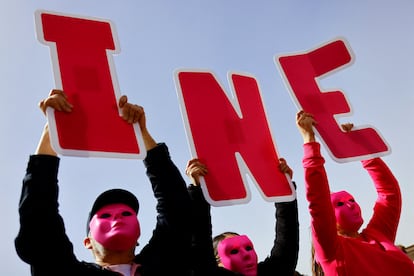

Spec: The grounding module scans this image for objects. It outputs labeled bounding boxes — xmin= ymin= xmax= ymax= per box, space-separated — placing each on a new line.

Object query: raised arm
xmin=362 ymin=158 xmax=401 ymax=242
xmin=259 ymin=158 xmax=299 ymax=276
xmin=339 ymin=122 xmax=402 ymax=241
xmin=185 ymin=158 xmax=219 ymax=276
xmin=296 ymin=111 xmax=339 ymax=262
xmin=15 ymin=89 xmax=75 ymax=270
xmin=138 ymin=112 xmax=191 ymax=275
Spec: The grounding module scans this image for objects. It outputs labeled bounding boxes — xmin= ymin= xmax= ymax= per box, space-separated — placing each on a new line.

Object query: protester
xmin=15 ymin=89 xmax=192 ymax=275
xmin=186 ymin=157 xmax=299 ymax=276
xmin=296 ymin=110 xmax=414 ymax=275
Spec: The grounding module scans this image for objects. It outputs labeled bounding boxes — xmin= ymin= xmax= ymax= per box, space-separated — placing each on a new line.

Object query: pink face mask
xmin=89 ymin=203 xmax=140 ymax=251
xmin=331 ymin=191 xmax=363 ymax=233
xmin=217 ymin=235 xmax=258 ymax=276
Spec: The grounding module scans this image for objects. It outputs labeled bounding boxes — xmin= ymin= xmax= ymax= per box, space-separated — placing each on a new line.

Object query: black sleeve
xmin=138 ymin=143 xmax=192 ymax=276
xmin=15 ymin=155 xmax=80 ymax=272
xmin=258 ymin=191 xmax=299 ymax=276
xmin=187 ymin=184 xmax=217 ymax=276
xmin=188 ymin=185 xmax=240 ymax=276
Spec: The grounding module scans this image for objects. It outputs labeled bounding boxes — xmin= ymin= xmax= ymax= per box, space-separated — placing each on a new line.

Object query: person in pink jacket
xmin=296 ymin=110 xmax=414 ymax=276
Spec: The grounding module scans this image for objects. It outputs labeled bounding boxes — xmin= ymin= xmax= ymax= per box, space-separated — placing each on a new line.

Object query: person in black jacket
xmin=186 ymin=158 xmax=299 ymax=276
xmin=15 ymin=89 xmax=191 ymax=276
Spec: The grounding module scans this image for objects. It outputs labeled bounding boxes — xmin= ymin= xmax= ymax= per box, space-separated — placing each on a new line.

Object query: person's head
xmin=330 ymin=190 xmax=363 ymax=236
xmin=213 ymin=232 xmax=258 ymax=276
xmin=84 ymin=189 xmax=140 ymax=255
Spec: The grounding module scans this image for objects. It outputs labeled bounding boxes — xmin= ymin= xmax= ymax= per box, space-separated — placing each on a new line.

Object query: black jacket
xmin=188 ymin=184 xmax=299 ymax=276
xmin=15 ymin=143 xmax=192 ymax=276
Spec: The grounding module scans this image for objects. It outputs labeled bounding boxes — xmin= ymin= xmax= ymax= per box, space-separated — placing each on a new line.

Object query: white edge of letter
xmin=274 ymin=36 xmax=390 ymax=163
xmin=35 ymin=10 xmax=146 ymax=159
xmin=174 ymin=69 xmax=295 ymax=207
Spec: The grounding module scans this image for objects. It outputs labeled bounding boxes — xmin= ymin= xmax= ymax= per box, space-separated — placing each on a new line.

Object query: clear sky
xmin=2 ymin=1 xmax=413 ymax=275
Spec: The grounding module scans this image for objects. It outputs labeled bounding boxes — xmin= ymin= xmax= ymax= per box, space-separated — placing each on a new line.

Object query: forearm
xmin=35 ymin=124 xmax=57 ymax=156
xmin=362 ymin=158 xmax=401 ymax=200
xmin=15 ymin=155 xmax=72 ymax=264
xmin=270 ymin=199 xmax=299 ymax=274
xmin=141 ymin=128 xmax=157 ymax=151
xmin=303 ymin=142 xmax=338 ymax=261
xmin=144 ymin=144 xmax=191 ymax=229
xmin=188 ymin=185 xmax=213 ymax=242
xmin=362 ymin=158 xmax=401 ymax=240
xmin=142 ymin=143 xmax=192 ymax=274
xmin=188 ymin=185 xmax=217 ymax=274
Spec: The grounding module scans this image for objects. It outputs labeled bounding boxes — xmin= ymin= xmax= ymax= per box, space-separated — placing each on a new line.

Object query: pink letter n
xmin=176 ymin=71 xmax=295 ymax=206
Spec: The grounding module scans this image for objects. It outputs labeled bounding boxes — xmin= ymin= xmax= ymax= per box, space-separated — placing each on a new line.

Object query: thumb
xmin=119 ymin=95 xmax=128 ymax=108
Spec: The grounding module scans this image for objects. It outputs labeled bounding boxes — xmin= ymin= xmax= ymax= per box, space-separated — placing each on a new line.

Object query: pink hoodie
xmin=303 ymin=142 xmax=414 ymax=276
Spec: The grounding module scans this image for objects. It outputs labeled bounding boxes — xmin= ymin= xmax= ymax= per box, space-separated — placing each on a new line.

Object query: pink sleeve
xmin=362 ymin=158 xmax=401 ymax=242
xmin=303 ymin=142 xmax=338 ymax=261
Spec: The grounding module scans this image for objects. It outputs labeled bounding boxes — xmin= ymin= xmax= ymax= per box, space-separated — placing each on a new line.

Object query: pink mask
xmin=217 ymin=235 xmax=258 ymax=276
xmin=331 ymin=191 xmax=363 ymax=232
xmin=89 ymin=203 xmax=140 ymax=251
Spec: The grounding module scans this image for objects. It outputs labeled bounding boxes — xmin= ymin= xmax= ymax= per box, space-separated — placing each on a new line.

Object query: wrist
xmin=302 ymin=133 xmax=316 ymax=143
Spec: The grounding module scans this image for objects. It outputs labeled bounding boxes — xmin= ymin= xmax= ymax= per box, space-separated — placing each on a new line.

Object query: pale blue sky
xmin=2 ymin=1 xmax=413 ymax=275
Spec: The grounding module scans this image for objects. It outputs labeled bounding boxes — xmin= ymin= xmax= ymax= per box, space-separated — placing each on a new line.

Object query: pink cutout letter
xmin=176 ymin=71 xmax=295 ymax=206
xmin=35 ymin=10 xmax=145 ymax=159
xmin=277 ymin=38 xmax=389 ymax=162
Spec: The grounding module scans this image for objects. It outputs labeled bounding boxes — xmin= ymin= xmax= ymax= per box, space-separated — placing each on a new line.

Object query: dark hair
xmin=212 ymin=231 xmax=239 ymax=264
xmin=311 ymin=242 xmax=324 ymax=276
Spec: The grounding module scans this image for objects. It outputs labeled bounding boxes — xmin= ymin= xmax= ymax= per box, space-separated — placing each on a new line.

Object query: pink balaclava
xmin=331 ymin=190 xmax=364 ymax=233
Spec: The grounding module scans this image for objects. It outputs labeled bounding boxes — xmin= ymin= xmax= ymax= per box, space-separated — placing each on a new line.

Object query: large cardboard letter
xmin=276 ymin=38 xmax=390 ymax=162
xmin=35 ymin=10 xmax=145 ymax=159
xmin=175 ymin=70 xmax=295 ymax=206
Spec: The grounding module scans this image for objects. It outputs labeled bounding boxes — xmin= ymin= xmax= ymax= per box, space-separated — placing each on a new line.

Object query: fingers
xmin=185 ymin=158 xmax=207 ymax=186
xmin=186 ymin=163 xmax=208 ymax=177
xmin=279 ymin=158 xmax=293 ymax=179
xmin=296 ymin=110 xmax=312 ymax=122
xmin=341 ymin=123 xmax=354 ymax=132
xmin=296 ymin=110 xmax=317 ymax=143
xmin=296 ymin=110 xmax=312 ymax=120
xmin=296 ymin=110 xmax=305 ymax=121
xmin=49 ymin=89 xmax=66 ymax=98
xmin=39 ymin=89 xmax=73 ymax=114
xmin=118 ymin=95 xmax=128 ymax=108
xmin=40 ymin=91 xmax=144 ymax=126
xmin=124 ymin=104 xmax=142 ymax=124
xmin=296 ymin=110 xmax=315 ymax=125
xmin=296 ymin=110 xmax=317 ymax=136
xmin=39 ymin=100 xmax=46 ymax=114
xmin=185 ymin=159 xmax=208 ymax=177
xmin=119 ymin=95 xmax=144 ymax=124
xmin=186 ymin=158 xmax=200 ymax=169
